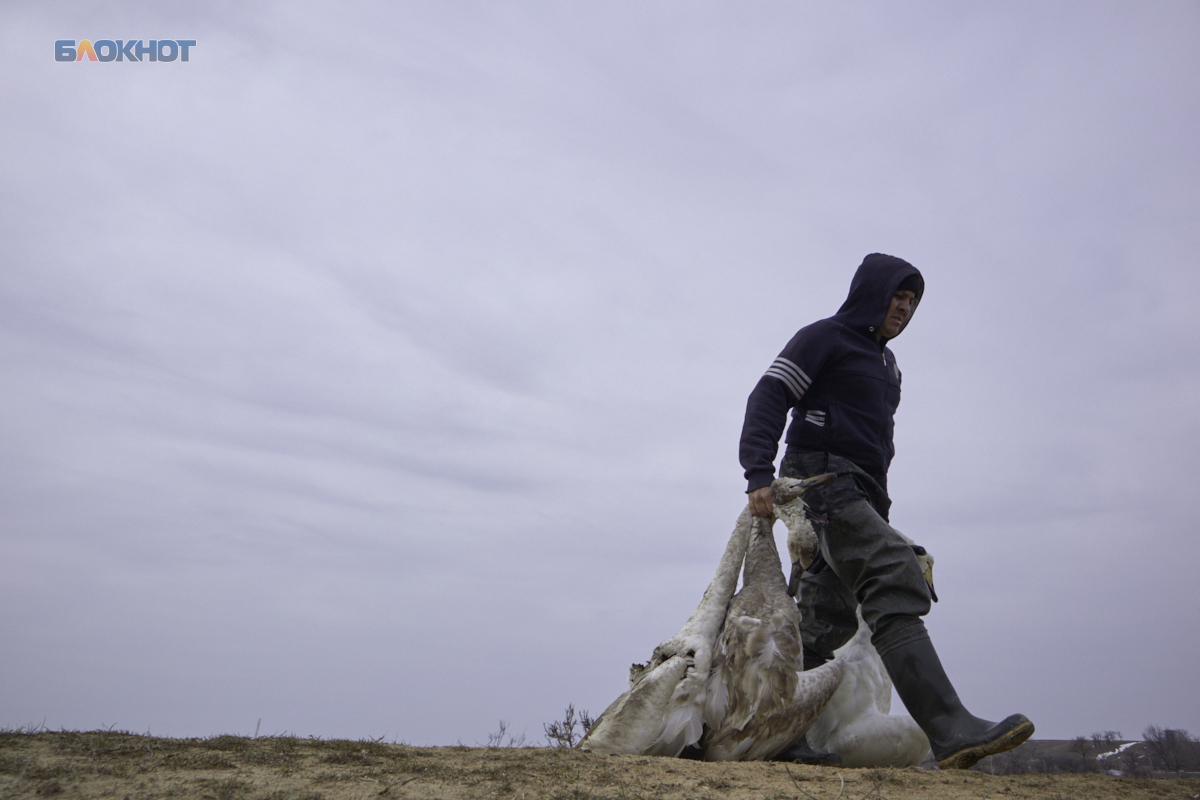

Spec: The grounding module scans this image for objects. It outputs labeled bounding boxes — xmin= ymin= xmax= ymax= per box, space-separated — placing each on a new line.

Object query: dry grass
xmin=2 ymin=730 xmax=1199 ymax=800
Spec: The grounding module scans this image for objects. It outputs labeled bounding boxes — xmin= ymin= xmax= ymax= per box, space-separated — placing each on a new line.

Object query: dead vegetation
xmin=542 ymin=704 xmax=595 ymax=749
xmin=2 ymin=729 xmax=1199 ymax=800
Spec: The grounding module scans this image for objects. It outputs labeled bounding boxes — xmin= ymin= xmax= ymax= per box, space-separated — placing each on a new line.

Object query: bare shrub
xmin=1143 ymin=725 xmax=1199 ymax=773
xmin=543 ymin=704 xmax=595 ymax=749
xmin=1091 ymin=731 xmax=1123 ymax=771
xmin=1069 ymin=736 xmax=1092 ymax=772
xmin=484 ymin=720 xmax=528 ymax=748
xmin=1091 ymin=730 xmax=1121 ymax=753
xmin=1121 ymin=745 xmax=1153 ymax=778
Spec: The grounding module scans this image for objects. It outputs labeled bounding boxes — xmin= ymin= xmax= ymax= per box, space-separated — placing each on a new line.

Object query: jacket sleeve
xmin=739 ymin=322 xmax=837 ymax=493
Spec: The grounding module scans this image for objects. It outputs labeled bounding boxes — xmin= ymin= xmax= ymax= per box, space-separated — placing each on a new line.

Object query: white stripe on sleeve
xmin=763 ymin=357 xmax=812 ymax=399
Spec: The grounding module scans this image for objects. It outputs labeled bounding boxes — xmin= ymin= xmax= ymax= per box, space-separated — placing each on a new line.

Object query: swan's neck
xmin=742 ymin=515 xmax=787 ymax=590
xmin=675 ymin=507 xmax=753 ymax=638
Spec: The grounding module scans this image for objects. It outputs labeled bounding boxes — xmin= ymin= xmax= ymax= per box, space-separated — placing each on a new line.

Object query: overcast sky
xmin=2 ymin=1 xmax=1198 ymax=746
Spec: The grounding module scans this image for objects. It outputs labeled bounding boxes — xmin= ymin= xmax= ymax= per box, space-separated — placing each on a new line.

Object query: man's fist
xmin=748 ymin=486 xmax=773 ymax=517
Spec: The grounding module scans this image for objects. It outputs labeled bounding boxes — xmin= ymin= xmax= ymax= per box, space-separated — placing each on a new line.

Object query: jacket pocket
xmin=823 ymin=404 xmax=843 ymax=442
xmin=787 ymin=405 xmax=829 ymax=451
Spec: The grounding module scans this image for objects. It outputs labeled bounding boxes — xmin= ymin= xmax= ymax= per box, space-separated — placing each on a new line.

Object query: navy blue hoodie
xmin=739 ymin=254 xmax=924 ymax=495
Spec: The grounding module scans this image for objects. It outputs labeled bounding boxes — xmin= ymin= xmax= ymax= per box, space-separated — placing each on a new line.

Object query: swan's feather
xmin=703 ymin=660 xmax=844 ymax=761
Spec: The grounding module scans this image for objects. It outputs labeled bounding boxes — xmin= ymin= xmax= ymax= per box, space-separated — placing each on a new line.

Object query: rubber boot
xmin=880 ymin=635 xmax=1034 ymax=770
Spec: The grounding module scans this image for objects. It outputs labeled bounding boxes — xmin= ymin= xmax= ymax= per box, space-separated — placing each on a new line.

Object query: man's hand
xmin=748 ymin=486 xmax=773 ymax=518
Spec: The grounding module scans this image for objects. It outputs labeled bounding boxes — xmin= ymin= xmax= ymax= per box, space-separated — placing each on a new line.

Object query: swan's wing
xmin=645 ymin=667 xmax=708 ymax=757
xmin=704 ymin=659 xmax=844 ymax=761
xmin=578 ymin=654 xmax=690 ymax=755
xmin=807 ymin=608 xmax=930 ymax=767
xmin=706 ymin=603 xmax=801 ymax=735
xmin=806 ymin=653 xmax=866 ymax=753
xmin=579 ymin=506 xmax=755 ymax=756
xmin=827 ymin=712 xmax=930 ymax=767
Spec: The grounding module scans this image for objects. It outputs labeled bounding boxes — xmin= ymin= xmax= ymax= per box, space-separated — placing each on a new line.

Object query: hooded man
xmin=739 ymin=253 xmax=1033 ymax=770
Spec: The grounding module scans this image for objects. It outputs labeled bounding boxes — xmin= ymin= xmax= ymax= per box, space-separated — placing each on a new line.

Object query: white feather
xmin=807 ymin=609 xmax=931 ymax=767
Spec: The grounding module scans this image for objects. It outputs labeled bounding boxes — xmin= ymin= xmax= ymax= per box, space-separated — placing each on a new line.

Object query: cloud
xmin=1 ymin=1 xmax=1198 ymax=743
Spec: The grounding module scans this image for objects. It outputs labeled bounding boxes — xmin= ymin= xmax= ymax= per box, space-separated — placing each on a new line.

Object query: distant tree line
xmin=974 ymin=727 xmax=1200 ymax=776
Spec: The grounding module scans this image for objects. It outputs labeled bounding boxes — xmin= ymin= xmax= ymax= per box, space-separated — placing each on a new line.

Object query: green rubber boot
xmin=880 ymin=635 xmax=1034 ymax=770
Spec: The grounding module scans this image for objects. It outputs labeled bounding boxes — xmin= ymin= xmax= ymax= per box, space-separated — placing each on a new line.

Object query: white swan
xmin=701 ymin=485 xmax=844 ymax=761
xmin=805 ymin=610 xmax=931 ymax=767
xmin=578 ymin=496 xmax=753 ymax=756
xmin=579 ymin=476 xmax=840 ymax=758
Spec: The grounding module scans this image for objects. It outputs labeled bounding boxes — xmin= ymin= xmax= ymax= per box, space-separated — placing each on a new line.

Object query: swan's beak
xmin=911 ymin=544 xmax=938 ymax=603
xmin=787 ymin=562 xmax=803 ymax=598
xmin=772 ymin=472 xmax=837 ymax=504
xmin=798 ymin=472 xmax=836 ymax=490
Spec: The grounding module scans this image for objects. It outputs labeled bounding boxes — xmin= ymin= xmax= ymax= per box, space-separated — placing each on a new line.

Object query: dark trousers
xmin=780 ymin=451 xmax=932 ymax=665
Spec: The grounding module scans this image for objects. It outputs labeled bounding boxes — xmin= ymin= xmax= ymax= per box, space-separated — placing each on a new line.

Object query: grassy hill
xmin=3 ymin=730 xmax=1200 ymax=800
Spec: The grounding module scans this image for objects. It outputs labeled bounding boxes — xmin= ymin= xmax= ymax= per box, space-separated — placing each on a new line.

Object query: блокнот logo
xmin=56 ymin=40 xmax=196 ymax=62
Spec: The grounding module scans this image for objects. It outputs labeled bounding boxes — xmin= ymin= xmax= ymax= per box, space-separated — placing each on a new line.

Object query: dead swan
xmin=701 ymin=485 xmax=845 ymax=761
xmin=577 ymin=498 xmax=752 ymax=756
xmin=805 ymin=610 xmax=930 ymax=767
xmin=579 ymin=475 xmax=839 ymax=758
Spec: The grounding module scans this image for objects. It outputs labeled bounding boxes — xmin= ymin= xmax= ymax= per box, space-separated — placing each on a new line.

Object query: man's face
xmin=878 ymin=289 xmax=917 ymax=340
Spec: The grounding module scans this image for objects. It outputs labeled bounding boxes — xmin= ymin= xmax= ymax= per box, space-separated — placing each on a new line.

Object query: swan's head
xmin=770 ymin=472 xmax=836 ymax=505
xmin=769 ymin=474 xmax=835 ymax=590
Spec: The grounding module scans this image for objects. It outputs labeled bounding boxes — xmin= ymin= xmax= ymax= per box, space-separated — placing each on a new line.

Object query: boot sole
xmin=937 ymin=716 xmax=1035 ymax=770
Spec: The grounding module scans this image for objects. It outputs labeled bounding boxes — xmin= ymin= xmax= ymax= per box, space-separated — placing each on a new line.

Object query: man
xmin=739 ymin=253 xmax=1033 ymax=770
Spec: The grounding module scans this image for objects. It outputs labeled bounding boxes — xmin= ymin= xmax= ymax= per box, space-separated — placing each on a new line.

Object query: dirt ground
xmin=3 ymin=731 xmax=1199 ymax=800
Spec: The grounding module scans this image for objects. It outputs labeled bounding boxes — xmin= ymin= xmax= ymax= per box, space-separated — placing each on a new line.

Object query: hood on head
xmin=833 ymin=253 xmax=924 ymax=342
